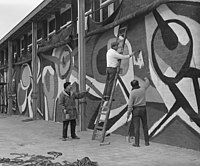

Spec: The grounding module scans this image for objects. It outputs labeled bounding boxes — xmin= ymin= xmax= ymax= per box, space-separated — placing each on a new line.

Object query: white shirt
xmin=106 ymin=48 xmax=130 ymax=67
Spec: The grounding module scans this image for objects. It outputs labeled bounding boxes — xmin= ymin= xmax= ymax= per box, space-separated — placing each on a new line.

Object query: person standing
xmin=127 ymin=77 xmax=150 ymax=147
xmin=103 ymin=41 xmax=136 ymax=101
xmin=59 ymin=81 xmax=90 ymax=141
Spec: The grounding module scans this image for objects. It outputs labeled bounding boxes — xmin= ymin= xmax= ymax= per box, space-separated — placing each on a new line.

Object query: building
xmin=0 ymin=0 xmax=200 ymax=151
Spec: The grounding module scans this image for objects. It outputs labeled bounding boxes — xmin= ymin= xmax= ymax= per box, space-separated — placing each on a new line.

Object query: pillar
xmin=78 ymin=0 xmax=86 ymax=131
xmin=7 ymin=41 xmax=13 ymax=115
xmin=32 ymin=22 xmax=38 ymax=120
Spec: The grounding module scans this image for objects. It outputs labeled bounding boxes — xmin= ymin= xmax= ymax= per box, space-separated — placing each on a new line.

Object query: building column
xmin=78 ymin=0 xmax=86 ymax=131
xmin=32 ymin=22 xmax=38 ymax=120
xmin=0 ymin=50 xmax=4 ymax=113
xmin=7 ymin=41 xmax=13 ymax=115
xmin=3 ymin=49 xmax=7 ymax=114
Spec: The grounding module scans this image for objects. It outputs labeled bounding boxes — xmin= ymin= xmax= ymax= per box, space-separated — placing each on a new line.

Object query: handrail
xmin=85 ymin=0 xmax=117 ymax=17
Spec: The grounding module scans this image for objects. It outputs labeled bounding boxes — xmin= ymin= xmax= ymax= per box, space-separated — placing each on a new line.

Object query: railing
xmin=85 ymin=0 xmax=116 ymax=17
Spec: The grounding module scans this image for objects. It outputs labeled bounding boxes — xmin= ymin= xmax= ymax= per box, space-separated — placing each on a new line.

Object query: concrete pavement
xmin=0 ymin=114 xmax=200 ymax=166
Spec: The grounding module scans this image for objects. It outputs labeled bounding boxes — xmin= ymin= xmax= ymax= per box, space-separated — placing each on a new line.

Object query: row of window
xmin=1 ymin=0 xmax=121 ymax=65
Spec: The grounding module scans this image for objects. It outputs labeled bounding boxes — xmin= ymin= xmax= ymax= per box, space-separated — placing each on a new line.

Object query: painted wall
xmin=13 ymin=1 xmax=200 ymax=151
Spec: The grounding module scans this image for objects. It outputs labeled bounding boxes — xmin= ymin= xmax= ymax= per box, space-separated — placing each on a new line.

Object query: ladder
xmin=92 ymin=24 xmax=128 ymax=145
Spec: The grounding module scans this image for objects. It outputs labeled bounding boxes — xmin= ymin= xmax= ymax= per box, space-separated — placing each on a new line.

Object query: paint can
xmin=65 ymin=114 xmax=70 ymax=120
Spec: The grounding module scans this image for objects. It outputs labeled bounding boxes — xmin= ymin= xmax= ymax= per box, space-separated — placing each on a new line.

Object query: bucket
xmin=65 ymin=114 xmax=70 ymax=120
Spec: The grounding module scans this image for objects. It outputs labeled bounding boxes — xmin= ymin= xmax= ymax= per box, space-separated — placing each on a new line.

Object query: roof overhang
xmin=0 ymin=0 xmax=71 ymax=49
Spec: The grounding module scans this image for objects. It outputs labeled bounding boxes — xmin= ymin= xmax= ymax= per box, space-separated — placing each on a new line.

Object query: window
xmin=93 ymin=0 xmax=100 ymax=22
xmin=85 ymin=0 xmax=91 ymax=12
xmin=49 ymin=19 xmax=55 ymax=33
xmin=92 ymin=0 xmax=121 ymax=22
xmin=101 ymin=0 xmax=108 ymax=21
xmin=21 ymin=39 xmax=24 ymax=49
xmin=28 ymin=34 xmax=32 ymax=45
xmin=37 ymin=29 xmax=42 ymax=40
xmin=61 ymin=9 xmax=71 ymax=27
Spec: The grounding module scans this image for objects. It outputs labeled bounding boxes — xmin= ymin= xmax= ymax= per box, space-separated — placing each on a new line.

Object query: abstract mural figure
xmin=41 ymin=44 xmax=76 ymax=121
xmin=42 ymin=67 xmax=58 ymax=121
xmin=145 ymin=3 xmax=200 ymax=137
xmin=17 ymin=64 xmax=31 ymax=116
xmin=17 ymin=57 xmax=41 ymax=118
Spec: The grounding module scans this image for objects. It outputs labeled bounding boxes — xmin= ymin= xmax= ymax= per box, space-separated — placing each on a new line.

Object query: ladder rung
xmin=96 ymin=126 xmax=103 ymax=130
xmin=100 ymin=106 xmax=108 ymax=111
xmin=120 ymin=26 xmax=128 ymax=30
xmin=100 ymin=111 xmax=108 ymax=115
xmin=119 ymin=25 xmax=128 ymax=29
xmin=119 ymin=28 xmax=126 ymax=31
xmin=98 ymin=118 xmax=105 ymax=122
xmin=118 ymin=34 xmax=126 ymax=39
xmin=119 ymin=28 xmax=127 ymax=33
xmin=119 ymin=31 xmax=126 ymax=35
xmin=118 ymin=26 xmax=128 ymax=37
xmin=118 ymin=32 xmax=126 ymax=36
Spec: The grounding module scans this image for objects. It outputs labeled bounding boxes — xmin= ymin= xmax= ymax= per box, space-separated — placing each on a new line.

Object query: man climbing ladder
xmin=103 ymin=41 xmax=133 ymax=101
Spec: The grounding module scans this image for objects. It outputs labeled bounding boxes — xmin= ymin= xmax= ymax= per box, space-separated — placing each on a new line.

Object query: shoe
xmin=132 ymin=143 xmax=139 ymax=147
xmin=72 ymin=136 xmax=80 ymax=139
xmin=145 ymin=142 xmax=150 ymax=146
xmin=62 ymin=138 xmax=67 ymax=141
xmin=62 ymin=138 xmax=66 ymax=141
xmin=62 ymin=137 xmax=70 ymax=141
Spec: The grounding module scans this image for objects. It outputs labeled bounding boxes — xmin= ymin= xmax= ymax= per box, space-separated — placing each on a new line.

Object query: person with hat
xmin=127 ymin=77 xmax=150 ymax=147
xmin=59 ymin=81 xmax=90 ymax=141
xmin=103 ymin=41 xmax=138 ymax=101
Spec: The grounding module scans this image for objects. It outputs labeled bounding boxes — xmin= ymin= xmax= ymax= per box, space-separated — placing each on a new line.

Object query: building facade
xmin=0 ymin=0 xmax=200 ymax=151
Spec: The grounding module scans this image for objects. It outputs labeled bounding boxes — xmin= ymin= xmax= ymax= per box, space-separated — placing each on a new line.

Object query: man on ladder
xmin=103 ymin=41 xmax=134 ymax=101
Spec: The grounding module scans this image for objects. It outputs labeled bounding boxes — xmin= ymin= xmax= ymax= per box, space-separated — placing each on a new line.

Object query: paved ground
xmin=0 ymin=114 xmax=200 ymax=166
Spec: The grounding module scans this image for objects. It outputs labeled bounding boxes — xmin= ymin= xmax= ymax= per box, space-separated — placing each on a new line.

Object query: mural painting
xmin=13 ymin=0 xmax=200 ymax=150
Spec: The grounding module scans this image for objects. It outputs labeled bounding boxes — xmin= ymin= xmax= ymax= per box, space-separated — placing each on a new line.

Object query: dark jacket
xmin=59 ymin=90 xmax=87 ymax=121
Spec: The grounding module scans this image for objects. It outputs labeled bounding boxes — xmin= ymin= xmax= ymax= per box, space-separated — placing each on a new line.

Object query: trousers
xmin=132 ymin=106 xmax=149 ymax=146
xmin=63 ymin=119 xmax=76 ymax=138
xmin=103 ymin=67 xmax=117 ymax=98
xmin=128 ymin=111 xmax=135 ymax=137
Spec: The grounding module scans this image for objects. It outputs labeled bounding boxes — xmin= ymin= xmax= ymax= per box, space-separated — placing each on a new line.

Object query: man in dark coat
xmin=59 ymin=81 xmax=89 ymax=141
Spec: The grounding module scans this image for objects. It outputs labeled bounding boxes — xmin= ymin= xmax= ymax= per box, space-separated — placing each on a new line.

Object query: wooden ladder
xmin=92 ymin=24 xmax=128 ymax=145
